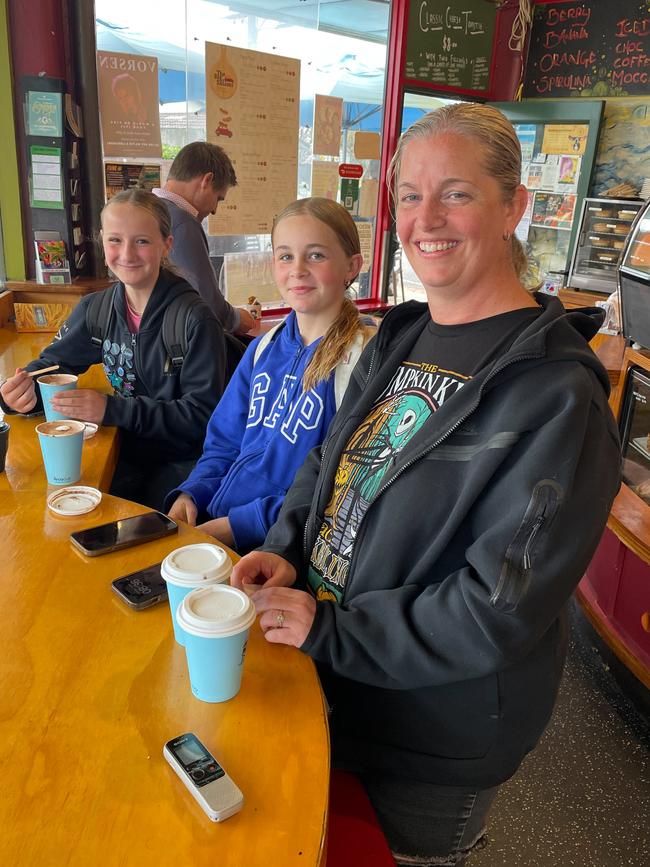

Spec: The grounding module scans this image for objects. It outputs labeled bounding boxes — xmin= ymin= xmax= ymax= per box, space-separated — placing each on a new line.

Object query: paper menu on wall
xmin=355 ymin=221 xmax=373 ymax=274
xmin=206 ymin=42 xmax=300 ymax=236
xmin=311 ymin=160 xmax=340 ymax=199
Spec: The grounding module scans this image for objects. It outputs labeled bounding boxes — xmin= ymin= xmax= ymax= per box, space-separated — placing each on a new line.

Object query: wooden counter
xmin=0 ymin=492 xmax=329 ymax=865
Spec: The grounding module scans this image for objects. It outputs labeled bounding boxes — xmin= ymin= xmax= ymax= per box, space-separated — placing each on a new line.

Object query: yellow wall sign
xmin=541 ymin=124 xmax=588 ymax=155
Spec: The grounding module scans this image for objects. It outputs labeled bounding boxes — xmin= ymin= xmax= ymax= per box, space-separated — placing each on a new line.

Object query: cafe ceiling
xmin=214 ymin=0 xmax=391 ymax=44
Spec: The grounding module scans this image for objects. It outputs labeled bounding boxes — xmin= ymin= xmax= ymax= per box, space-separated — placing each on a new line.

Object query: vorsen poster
xmin=205 ymin=42 xmax=300 ymax=236
xmin=97 ymin=51 xmax=162 ymax=158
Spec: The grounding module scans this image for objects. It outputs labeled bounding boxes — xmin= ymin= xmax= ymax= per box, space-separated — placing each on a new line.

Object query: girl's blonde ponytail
xmin=302 ymin=297 xmax=364 ymax=393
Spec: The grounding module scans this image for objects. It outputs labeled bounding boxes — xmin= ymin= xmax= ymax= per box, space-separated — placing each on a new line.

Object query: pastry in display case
xmin=619 ymin=366 xmax=650 ymax=505
xmin=567 ymin=197 xmax=643 ymax=294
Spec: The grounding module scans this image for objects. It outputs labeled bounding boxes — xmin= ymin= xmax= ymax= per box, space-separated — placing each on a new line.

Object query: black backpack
xmin=85 ymin=286 xmax=246 ymax=379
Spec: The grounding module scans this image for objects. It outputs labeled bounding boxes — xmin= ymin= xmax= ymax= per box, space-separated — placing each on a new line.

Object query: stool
xmin=326 ymin=770 xmax=396 ymax=867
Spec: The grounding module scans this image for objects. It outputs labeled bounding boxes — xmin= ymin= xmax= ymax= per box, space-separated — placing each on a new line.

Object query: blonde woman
xmin=166 ymin=197 xmax=374 ymax=552
xmin=232 ymin=105 xmax=621 ymax=865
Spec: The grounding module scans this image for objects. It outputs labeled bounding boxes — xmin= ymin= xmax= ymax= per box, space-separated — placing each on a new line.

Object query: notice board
xmin=524 ymin=1 xmax=650 ymax=97
xmin=404 ymin=0 xmax=496 ymax=93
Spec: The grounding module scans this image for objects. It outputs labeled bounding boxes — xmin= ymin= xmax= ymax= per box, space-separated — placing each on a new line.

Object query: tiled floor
xmin=469 ymin=603 xmax=650 ymax=866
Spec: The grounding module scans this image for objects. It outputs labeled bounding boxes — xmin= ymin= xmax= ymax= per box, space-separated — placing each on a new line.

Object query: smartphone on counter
xmin=70 ymin=511 xmax=177 ymax=557
xmin=163 ymin=732 xmax=244 ymax=822
xmin=112 ymin=563 xmax=167 ymax=610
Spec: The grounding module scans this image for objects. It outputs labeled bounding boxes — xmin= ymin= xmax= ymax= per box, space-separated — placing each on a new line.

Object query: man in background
xmin=153 ymin=142 xmax=255 ymax=334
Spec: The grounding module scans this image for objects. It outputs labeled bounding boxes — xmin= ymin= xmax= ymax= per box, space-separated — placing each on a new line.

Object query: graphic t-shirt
xmin=308 ymin=306 xmax=541 ymax=602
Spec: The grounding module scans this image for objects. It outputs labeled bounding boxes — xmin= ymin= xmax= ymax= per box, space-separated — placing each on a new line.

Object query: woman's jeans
xmin=360 ymin=772 xmax=499 ymax=866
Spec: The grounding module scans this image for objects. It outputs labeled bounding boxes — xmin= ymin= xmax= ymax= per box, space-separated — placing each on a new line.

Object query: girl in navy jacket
xmin=166 ymin=198 xmax=374 ymax=552
xmin=0 ymin=189 xmax=225 ymax=509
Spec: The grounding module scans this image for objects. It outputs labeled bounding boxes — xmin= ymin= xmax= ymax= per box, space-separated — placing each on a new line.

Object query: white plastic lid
xmin=160 ymin=543 xmax=232 ymax=587
xmin=176 ymin=585 xmax=256 ymax=638
xmin=47 ymin=486 xmax=102 ymax=516
xmin=82 ymin=422 xmax=99 ymax=440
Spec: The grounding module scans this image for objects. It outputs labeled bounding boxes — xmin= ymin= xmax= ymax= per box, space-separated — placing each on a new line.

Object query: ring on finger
xmin=276 ymin=609 xmax=285 ymax=629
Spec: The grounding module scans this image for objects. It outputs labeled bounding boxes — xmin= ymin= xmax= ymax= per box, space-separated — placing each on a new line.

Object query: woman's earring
xmin=344 ymin=280 xmax=351 ymax=289
xmin=503 ymin=231 xmax=512 ymax=242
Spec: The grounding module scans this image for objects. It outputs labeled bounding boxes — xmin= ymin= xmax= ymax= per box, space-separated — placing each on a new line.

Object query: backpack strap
xmin=253 ymin=321 xmax=285 ymax=367
xmin=162 ymin=290 xmax=206 ymax=371
xmin=85 ymin=285 xmax=118 ymax=347
xmin=252 ymin=321 xmax=374 ymax=408
xmin=333 ymin=324 xmax=376 ymax=409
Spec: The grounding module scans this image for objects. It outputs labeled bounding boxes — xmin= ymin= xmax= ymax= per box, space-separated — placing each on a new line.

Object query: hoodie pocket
xmin=491 ymin=479 xmax=563 ymax=613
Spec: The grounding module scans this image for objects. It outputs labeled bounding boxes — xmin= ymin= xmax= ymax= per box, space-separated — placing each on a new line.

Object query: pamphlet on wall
xmin=30 ymin=146 xmax=64 ymax=209
xmin=34 ymin=237 xmax=71 ymax=284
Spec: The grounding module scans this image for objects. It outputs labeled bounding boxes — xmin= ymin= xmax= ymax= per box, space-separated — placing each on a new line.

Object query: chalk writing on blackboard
xmin=405 ymin=1 xmax=497 ymax=93
xmin=524 ymin=1 xmax=650 ymax=98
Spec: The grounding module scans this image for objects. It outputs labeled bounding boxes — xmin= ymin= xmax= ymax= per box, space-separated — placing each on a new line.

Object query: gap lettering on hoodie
xmin=248 ymin=371 xmax=324 ymax=444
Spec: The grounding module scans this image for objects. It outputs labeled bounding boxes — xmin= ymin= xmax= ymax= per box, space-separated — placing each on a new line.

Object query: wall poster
xmin=205 ymin=42 xmax=300 ymax=236
xmin=313 ymin=95 xmax=343 ymax=157
xmin=104 ymin=163 xmax=162 ymax=199
xmin=97 ymin=51 xmax=162 ymax=158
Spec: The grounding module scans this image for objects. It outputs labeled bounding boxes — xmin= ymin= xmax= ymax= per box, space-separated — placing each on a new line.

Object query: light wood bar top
xmin=0 ymin=492 xmax=329 ymax=866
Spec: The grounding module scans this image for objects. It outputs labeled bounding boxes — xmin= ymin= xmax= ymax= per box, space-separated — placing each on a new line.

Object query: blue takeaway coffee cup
xmin=176 ymin=585 xmax=256 ymax=703
xmin=160 ymin=543 xmax=233 ymax=646
xmin=35 ymin=420 xmax=85 ymax=486
xmin=37 ymin=373 xmax=78 ymax=422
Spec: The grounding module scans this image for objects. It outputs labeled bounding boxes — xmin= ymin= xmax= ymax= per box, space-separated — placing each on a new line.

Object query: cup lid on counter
xmin=176 ymin=585 xmax=255 ymax=638
xmin=161 ymin=543 xmax=232 ymax=586
xmin=47 ymin=486 xmax=102 ymax=516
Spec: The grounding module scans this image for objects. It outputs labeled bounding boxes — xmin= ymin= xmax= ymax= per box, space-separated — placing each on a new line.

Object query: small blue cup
xmin=38 ymin=373 xmax=78 ymax=422
xmin=160 ymin=543 xmax=233 ymax=645
xmin=176 ymin=585 xmax=256 ymax=703
xmin=35 ymin=420 xmax=85 ymax=486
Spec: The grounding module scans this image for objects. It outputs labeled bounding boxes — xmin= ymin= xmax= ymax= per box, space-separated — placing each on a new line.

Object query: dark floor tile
xmin=469 ymin=604 xmax=650 ymax=867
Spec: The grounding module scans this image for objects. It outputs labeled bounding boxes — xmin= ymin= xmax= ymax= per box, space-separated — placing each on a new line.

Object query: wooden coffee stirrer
xmin=27 ymin=365 xmax=60 ymax=377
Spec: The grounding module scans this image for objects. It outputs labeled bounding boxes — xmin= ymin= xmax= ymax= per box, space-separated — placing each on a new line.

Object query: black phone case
xmin=70 ymin=512 xmax=177 ymax=557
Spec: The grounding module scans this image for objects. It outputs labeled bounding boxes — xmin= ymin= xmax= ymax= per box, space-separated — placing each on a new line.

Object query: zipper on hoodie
xmin=490 ymin=479 xmax=563 ymax=612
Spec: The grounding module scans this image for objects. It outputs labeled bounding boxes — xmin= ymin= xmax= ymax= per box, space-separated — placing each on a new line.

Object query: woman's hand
xmin=197 ymin=516 xmax=234 ymax=548
xmin=168 ymin=493 xmax=198 ymax=526
xmin=230 ymin=551 xmax=297 ymax=591
xmin=51 ymin=389 xmax=107 ymax=424
xmin=0 ymin=369 xmax=37 ymax=413
xmin=253 ymin=586 xmax=317 ymax=648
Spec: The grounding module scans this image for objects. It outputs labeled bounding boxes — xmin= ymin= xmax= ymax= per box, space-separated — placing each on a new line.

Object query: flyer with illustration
xmin=205 ymin=42 xmax=300 ymax=236
xmin=313 ymin=95 xmax=343 ymax=157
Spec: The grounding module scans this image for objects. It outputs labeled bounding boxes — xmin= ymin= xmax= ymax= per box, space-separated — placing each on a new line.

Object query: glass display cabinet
xmin=620 ymin=366 xmax=650 ymax=505
xmin=567 ymin=197 xmax=643 ymax=294
xmin=619 ymin=200 xmax=650 ymax=351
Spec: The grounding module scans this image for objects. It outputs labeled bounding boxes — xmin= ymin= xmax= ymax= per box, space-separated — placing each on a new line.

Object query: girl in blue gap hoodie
xmin=165 ymin=198 xmax=375 ymax=552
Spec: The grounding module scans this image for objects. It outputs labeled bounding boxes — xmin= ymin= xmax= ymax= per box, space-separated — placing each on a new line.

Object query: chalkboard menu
xmin=524 ymin=1 xmax=650 ymax=98
xmin=404 ymin=0 xmax=496 ymax=93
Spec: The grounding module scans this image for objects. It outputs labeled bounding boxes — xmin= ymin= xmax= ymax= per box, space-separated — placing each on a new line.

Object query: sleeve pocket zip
xmin=491 ymin=479 xmax=564 ymax=613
